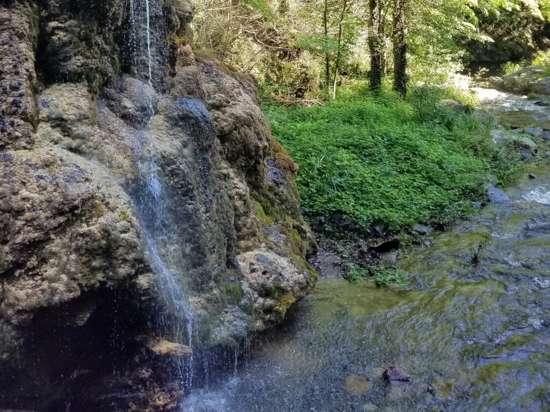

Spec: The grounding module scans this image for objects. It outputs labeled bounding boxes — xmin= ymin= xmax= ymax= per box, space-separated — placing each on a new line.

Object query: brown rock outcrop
xmin=0 ymin=0 xmax=316 ymax=409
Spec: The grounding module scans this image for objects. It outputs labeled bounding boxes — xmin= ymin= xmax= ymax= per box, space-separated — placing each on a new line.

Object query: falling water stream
xmin=127 ymin=0 xmax=194 ymax=389
xmin=129 ymin=0 xmax=160 ymax=85
xmin=144 ymin=0 xmax=153 ymax=83
xmin=131 ymin=123 xmax=195 ymax=387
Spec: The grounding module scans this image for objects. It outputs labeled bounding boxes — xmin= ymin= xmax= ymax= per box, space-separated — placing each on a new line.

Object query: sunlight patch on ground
xmin=472 ymin=87 xmax=511 ymax=103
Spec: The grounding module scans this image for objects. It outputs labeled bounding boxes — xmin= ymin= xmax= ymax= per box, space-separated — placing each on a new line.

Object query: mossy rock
xmin=497 ymin=111 xmax=550 ymax=130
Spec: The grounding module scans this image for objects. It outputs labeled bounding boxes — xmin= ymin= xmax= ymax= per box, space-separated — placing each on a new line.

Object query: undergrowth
xmin=345 ymin=264 xmax=408 ymax=288
xmin=265 ymin=83 xmax=519 ymax=233
xmin=502 ymin=50 xmax=550 ymax=77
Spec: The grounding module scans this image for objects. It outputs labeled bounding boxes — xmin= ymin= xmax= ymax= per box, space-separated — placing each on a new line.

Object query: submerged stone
xmin=525 ymin=126 xmax=544 ymax=138
xmin=487 ymin=186 xmax=510 ymax=204
xmin=344 ymin=374 xmax=370 ymax=396
xmin=383 ymin=367 xmax=411 ymax=383
xmin=413 ymin=224 xmax=433 ymax=235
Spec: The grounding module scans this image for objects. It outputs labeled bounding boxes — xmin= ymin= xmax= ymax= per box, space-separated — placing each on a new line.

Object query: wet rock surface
xmin=487 ymin=185 xmax=510 ymax=204
xmin=36 ymin=0 xmax=127 ymax=87
xmin=0 ymin=1 xmax=39 ymax=149
xmin=0 ymin=0 xmax=314 ymax=409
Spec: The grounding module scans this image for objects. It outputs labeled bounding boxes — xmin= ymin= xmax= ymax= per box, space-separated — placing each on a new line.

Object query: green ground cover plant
xmin=265 ymin=83 xmax=519 ymax=232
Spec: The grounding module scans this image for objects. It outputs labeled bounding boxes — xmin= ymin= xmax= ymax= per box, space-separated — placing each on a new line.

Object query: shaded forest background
xmin=189 ymin=0 xmax=550 ymax=101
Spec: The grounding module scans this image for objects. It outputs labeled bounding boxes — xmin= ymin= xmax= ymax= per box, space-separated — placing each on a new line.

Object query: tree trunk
xmin=368 ymin=0 xmax=384 ymax=91
xmin=379 ymin=1 xmax=387 ymax=76
xmin=332 ymin=0 xmax=350 ymax=99
xmin=393 ymin=0 xmax=407 ymax=97
xmin=324 ymin=0 xmax=331 ymax=96
xmin=278 ymin=0 xmax=289 ymax=16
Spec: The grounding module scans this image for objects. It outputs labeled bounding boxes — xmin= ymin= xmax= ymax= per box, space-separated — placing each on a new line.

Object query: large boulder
xmin=492 ymin=66 xmax=550 ymax=95
xmin=0 ymin=147 xmax=154 ymax=408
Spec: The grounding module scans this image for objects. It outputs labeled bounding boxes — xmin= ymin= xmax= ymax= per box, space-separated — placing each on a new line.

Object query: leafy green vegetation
xmin=194 ymin=0 xmax=550 ymax=100
xmin=266 ymin=84 xmax=520 ymax=232
xmin=531 ymin=50 xmax=550 ymax=76
xmin=344 ymin=264 xmax=408 ymax=287
xmin=373 ymin=268 xmax=408 ymax=288
xmin=344 ymin=264 xmax=369 ymax=282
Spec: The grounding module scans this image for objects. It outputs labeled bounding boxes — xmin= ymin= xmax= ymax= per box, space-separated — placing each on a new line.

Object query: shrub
xmin=373 ymin=268 xmax=408 ymax=288
xmin=344 ymin=264 xmax=408 ymax=287
xmin=345 ymin=264 xmax=369 ymax=282
xmin=532 ymin=50 xmax=550 ymax=76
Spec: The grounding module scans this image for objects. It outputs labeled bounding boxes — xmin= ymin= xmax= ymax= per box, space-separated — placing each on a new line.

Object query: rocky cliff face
xmin=0 ymin=0 xmax=315 ymax=409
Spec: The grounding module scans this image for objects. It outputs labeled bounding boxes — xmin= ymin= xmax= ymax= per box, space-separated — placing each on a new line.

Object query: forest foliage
xmin=192 ymin=0 xmax=550 ymax=99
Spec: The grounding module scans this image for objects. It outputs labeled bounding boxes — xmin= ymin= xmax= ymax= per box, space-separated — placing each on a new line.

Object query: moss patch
xmin=497 ymin=111 xmax=550 ymax=130
xmin=254 ymin=200 xmax=275 ymax=225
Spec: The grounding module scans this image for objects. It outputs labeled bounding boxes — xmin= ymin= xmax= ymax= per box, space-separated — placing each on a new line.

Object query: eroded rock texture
xmin=0 ymin=1 xmax=38 ymax=149
xmin=0 ymin=0 xmax=315 ymax=409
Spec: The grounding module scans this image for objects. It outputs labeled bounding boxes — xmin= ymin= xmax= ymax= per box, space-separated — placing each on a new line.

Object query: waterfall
xmin=129 ymin=0 xmax=162 ymax=85
xmin=132 ymin=126 xmax=195 ymax=387
xmin=144 ymin=0 xmax=153 ymax=83
xmin=127 ymin=0 xmax=195 ymax=390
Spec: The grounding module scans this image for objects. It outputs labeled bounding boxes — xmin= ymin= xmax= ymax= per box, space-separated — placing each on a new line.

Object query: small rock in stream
xmin=517 ymin=136 xmax=537 ymax=151
xmin=528 ymin=173 xmax=537 ymax=180
xmin=528 ymin=318 xmax=544 ymax=330
xmin=487 ymin=186 xmax=510 ymax=204
xmin=146 ymin=339 xmax=193 ymax=357
xmin=311 ymin=249 xmax=343 ymax=278
xmin=383 ymin=366 xmax=411 ymax=383
xmin=413 ymin=224 xmax=433 ymax=235
xmin=525 ymin=127 xmax=544 ymax=138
